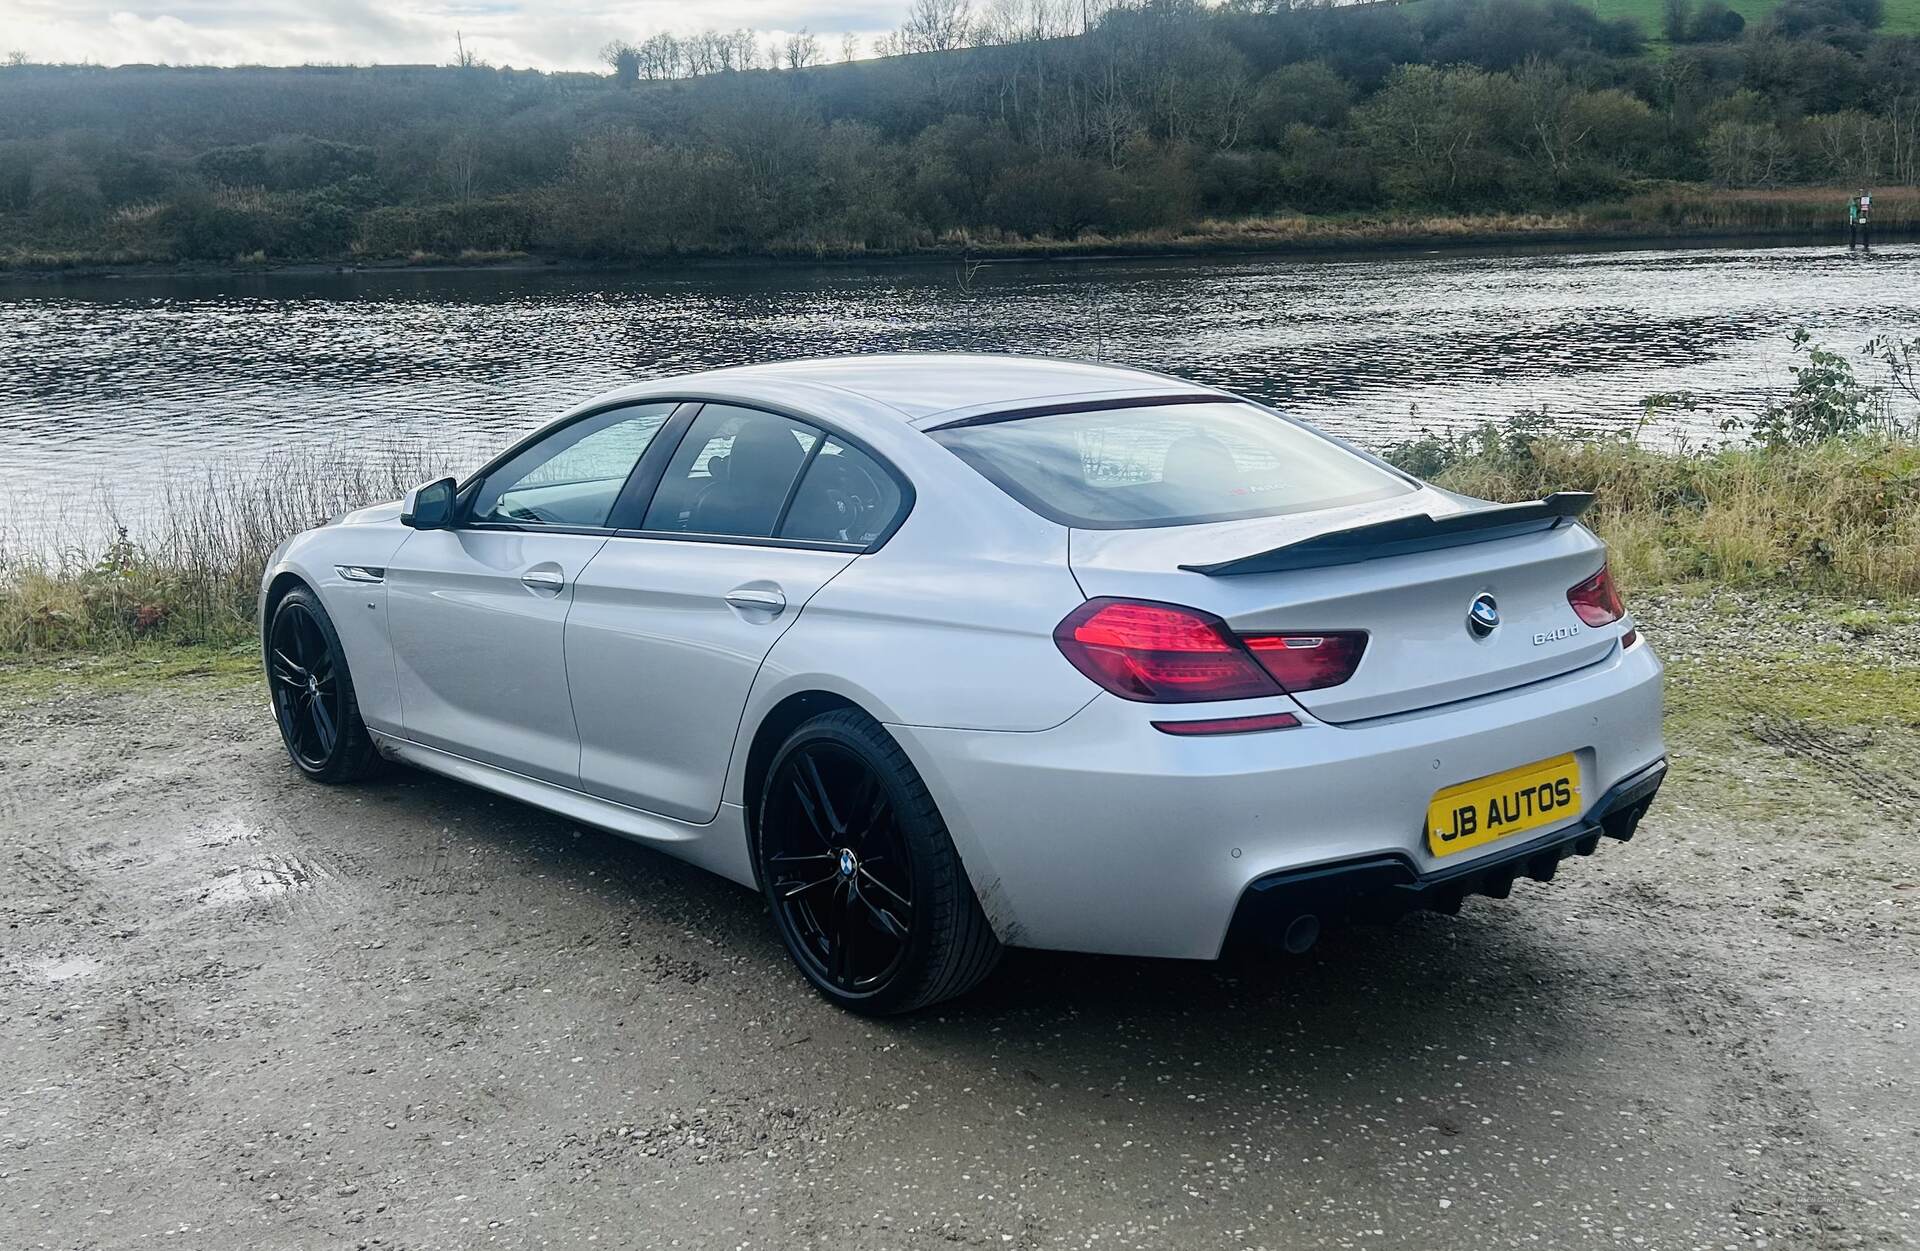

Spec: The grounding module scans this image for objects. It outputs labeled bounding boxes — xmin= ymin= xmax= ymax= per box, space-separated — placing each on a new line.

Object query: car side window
xmin=779 ymin=439 xmax=903 ymax=546
xmin=470 ymin=403 xmax=674 ymax=528
xmin=641 ymin=405 xmax=819 ymax=538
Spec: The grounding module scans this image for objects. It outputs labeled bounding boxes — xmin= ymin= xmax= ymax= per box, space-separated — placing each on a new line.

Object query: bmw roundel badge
xmin=1468 ymin=593 xmax=1501 ymax=638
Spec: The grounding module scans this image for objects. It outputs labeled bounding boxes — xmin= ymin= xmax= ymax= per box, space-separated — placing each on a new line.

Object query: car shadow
xmin=365 ymin=763 xmax=1611 ymax=1085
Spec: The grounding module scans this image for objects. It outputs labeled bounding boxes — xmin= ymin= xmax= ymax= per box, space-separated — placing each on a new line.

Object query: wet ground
xmin=2 ymin=593 xmax=1918 ymax=1250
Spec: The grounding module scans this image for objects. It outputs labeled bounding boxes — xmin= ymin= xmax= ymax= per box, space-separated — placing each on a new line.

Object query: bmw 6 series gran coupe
xmin=260 ymin=355 xmax=1666 ymax=1013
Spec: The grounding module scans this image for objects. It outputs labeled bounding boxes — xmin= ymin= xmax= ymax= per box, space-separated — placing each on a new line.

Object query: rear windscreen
xmin=931 ymin=400 xmax=1414 ymax=529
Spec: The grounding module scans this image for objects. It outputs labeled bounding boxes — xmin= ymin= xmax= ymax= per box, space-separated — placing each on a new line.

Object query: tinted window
xmin=779 ymin=439 xmax=903 ymax=546
xmin=471 ymin=403 xmax=674 ymax=527
xmin=642 ymin=405 xmax=818 ymax=538
xmin=932 ymin=401 xmax=1413 ymax=529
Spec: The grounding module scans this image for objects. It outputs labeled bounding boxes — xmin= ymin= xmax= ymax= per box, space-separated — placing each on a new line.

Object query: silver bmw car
xmin=260 ymin=354 xmax=1666 ymax=1013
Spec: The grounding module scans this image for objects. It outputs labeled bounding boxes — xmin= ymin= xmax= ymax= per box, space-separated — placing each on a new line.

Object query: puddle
xmin=29 ymin=955 xmax=101 ymax=982
xmin=203 ymin=854 xmax=326 ymax=907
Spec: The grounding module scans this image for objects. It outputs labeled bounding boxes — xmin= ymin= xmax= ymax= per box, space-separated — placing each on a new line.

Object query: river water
xmin=2 ymin=240 xmax=1915 ymax=548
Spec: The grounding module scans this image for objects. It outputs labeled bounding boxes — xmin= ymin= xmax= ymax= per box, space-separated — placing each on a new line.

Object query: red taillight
xmin=1053 ymin=599 xmax=1279 ymax=703
xmin=1568 ymin=563 xmax=1626 ymax=627
xmin=1242 ymin=632 xmax=1368 ymax=693
xmin=1054 ymin=599 xmax=1367 ymax=702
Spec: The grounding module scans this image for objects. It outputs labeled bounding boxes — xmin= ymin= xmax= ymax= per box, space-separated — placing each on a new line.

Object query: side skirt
xmin=370 ymin=732 xmax=756 ymax=887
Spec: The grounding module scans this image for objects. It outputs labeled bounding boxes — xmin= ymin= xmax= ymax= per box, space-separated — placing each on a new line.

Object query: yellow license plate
xmin=1427 ymin=753 xmax=1582 ymax=857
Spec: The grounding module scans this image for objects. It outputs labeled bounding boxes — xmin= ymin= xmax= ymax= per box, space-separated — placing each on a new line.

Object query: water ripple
xmin=2 ymin=241 xmax=1914 ymax=546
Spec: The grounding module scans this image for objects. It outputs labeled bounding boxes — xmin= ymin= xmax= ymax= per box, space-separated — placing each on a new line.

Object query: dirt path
xmin=2 ymin=594 xmax=1917 ymax=1250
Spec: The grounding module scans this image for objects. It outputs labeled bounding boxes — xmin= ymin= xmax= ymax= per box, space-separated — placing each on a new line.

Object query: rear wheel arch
xmin=742 ymin=690 xmax=865 ymax=846
xmin=750 ymin=701 xmax=1003 ymax=1012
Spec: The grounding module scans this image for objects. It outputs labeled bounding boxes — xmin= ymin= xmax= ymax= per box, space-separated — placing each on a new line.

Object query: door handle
xmin=520 ymin=569 xmax=565 ymax=592
xmin=725 ymin=587 xmax=786 ymax=615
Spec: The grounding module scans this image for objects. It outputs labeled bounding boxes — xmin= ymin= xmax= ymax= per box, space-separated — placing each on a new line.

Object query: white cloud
xmin=0 ymin=0 xmax=905 ymax=70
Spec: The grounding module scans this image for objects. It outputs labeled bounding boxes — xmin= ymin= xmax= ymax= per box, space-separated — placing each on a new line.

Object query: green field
xmin=1580 ymin=0 xmax=1920 ymax=35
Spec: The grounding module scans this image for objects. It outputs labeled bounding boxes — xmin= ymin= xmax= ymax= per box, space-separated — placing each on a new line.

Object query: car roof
xmin=596 ymin=353 xmax=1227 ymax=429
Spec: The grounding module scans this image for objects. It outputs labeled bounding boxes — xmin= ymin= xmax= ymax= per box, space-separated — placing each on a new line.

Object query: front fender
xmin=259 ymin=522 xmax=414 ymax=736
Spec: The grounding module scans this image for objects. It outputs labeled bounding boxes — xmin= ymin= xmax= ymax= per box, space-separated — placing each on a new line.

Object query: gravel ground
xmin=2 ymin=593 xmax=1917 ymax=1250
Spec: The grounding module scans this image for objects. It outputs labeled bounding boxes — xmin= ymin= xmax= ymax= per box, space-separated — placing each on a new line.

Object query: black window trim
xmin=605 ymin=530 xmax=868 ymax=555
xmin=450 ymin=395 xmax=916 ymax=551
xmin=923 ymin=392 xmax=1223 ymax=432
xmin=609 ymin=399 xmax=916 ymax=553
xmin=454 ymin=399 xmax=696 ymax=536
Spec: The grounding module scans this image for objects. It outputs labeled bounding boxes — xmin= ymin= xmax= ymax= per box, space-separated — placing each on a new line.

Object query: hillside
xmin=1 ymin=0 xmax=1915 ymax=271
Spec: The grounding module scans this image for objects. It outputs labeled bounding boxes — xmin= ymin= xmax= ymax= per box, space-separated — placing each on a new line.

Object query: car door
xmin=566 ymin=404 xmax=908 ymax=823
xmin=385 ymin=401 xmax=680 ymax=786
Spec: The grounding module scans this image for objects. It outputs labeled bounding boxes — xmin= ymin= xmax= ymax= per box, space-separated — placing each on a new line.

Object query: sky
xmin=0 ymin=1 xmax=908 ymax=71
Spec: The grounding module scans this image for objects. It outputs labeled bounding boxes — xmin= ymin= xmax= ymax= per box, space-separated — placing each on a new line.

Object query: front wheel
xmin=266 ymin=586 xmax=381 ymax=783
xmin=755 ymin=710 xmax=1002 ymax=1014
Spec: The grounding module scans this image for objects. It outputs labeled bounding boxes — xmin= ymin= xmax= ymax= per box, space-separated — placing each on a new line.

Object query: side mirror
xmin=401 ymin=477 xmax=457 ymax=530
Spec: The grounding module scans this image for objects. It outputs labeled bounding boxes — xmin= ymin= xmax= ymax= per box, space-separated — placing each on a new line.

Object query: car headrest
xmin=727 ymin=421 xmax=806 ymax=490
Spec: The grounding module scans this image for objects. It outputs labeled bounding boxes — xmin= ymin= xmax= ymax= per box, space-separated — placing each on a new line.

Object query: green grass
xmin=0 ymin=643 xmax=261 ymax=702
xmin=1577 ymin=0 xmax=1920 ymax=37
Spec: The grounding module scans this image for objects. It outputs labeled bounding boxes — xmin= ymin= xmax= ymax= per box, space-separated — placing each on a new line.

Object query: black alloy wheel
xmin=267 ymin=586 xmax=380 ymax=782
xmin=756 ymin=710 xmax=1001 ymax=1014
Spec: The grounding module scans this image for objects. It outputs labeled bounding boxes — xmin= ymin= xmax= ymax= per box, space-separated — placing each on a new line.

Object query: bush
xmin=1745 ymin=329 xmax=1900 ymax=447
xmin=355 ymin=195 xmax=540 ymax=257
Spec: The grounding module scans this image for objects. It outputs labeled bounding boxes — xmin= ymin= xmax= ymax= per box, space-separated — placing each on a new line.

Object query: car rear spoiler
xmin=1180 ymin=492 xmax=1596 ymax=576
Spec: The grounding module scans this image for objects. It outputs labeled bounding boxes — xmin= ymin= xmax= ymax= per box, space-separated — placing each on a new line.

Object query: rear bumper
xmin=1225 ymin=755 xmax=1665 ymax=949
xmin=888 ymin=636 xmax=1665 ymax=960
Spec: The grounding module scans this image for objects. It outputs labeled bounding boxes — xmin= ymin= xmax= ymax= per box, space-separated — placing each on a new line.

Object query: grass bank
xmin=1390 ymin=430 xmax=1920 ymax=596
xmin=0 ymin=448 xmax=427 ymax=654
xmin=4 ymin=187 xmax=1912 ymax=277
xmin=4 ymin=433 xmax=1918 ymax=657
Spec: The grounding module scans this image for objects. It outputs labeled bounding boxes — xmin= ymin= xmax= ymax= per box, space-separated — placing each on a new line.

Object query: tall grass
xmin=6 ymin=431 xmax=1920 ymax=657
xmin=8 ymin=342 xmax=1920 ymax=657
xmin=0 ymin=447 xmax=432 ymax=653
xmin=1605 ymin=185 xmax=1920 ymax=235
xmin=1402 ymin=432 xmax=1920 ymax=595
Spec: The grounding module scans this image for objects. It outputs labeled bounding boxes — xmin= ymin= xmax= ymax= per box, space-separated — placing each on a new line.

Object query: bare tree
xmin=438 ymin=132 xmax=481 ymax=200
xmin=976 ymin=0 xmax=1076 ymax=46
xmin=1514 ymin=58 xmax=1588 ymax=175
xmin=3 ymin=50 xmax=28 ymax=68
xmin=685 ymin=30 xmax=726 ymax=76
xmin=783 ymin=29 xmax=822 ymax=70
xmin=901 ymin=0 xmax=974 ymax=53
xmin=840 ymin=32 xmax=859 ymax=62
xmin=453 ymin=30 xmax=479 ymax=69
xmin=600 ymin=39 xmax=640 ymax=84
xmin=722 ymin=27 xmax=761 ymax=71
xmin=639 ymin=32 xmax=684 ymax=80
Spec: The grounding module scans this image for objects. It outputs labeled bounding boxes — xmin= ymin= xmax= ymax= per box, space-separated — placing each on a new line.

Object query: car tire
xmin=755 ymin=708 xmax=1002 ymax=1014
xmin=266 ymin=585 xmax=382 ymax=783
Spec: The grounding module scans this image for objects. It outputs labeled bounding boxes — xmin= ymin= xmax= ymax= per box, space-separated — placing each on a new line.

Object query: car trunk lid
xmin=1068 ymin=491 xmax=1619 ymax=723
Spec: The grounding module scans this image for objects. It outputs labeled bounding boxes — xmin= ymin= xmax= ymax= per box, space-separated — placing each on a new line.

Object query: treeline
xmin=2 ymin=0 xmax=1918 ymax=266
